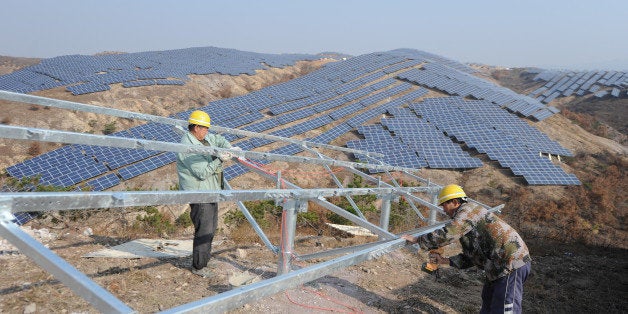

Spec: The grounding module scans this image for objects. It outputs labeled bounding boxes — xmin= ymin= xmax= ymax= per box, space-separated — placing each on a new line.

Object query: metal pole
xmin=429 ymin=186 xmax=439 ymax=225
xmin=0 ymin=124 xmax=417 ymax=173
xmin=223 ymin=180 xmax=278 ymax=254
xmin=379 ymin=194 xmax=392 ymax=238
xmin=0 ymin=90 xmax=384 ymax=158
xmin=277 ymin=199 xmax=298 ymax=275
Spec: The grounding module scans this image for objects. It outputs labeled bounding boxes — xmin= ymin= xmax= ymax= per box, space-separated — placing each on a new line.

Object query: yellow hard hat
xmin=188 ymin=110 xmax=211 ymax=128
xmin=437 ymin=184 xmax=467 ymax=205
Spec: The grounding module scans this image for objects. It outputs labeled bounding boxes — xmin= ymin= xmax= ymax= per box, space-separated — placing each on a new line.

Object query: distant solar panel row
xmin=0 ymin=47 xmax=320 ymax=95
xmin=529 ymin=69 xmax=627 ymax=103
xmin=407 ymin=97 xmax=578 ymax=185
xmin=397 ymin=65 xmax=555 ymax=121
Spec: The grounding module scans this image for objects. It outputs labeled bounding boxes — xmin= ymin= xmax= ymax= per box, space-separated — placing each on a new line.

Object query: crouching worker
xmin=402 ymin=184 xmax=531 ymax=313
xmin=177 ymin=110 xmax=238 ymax=278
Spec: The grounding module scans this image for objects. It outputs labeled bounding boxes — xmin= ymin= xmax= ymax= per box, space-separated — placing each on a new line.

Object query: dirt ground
xmin=1 ymin=221 xmax=626 ymax=313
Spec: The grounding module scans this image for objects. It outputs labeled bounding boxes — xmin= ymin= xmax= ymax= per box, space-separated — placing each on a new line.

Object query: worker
xmin=402 ymin=184 xmax=531 ymax=313
xmin=176 ymin=110 xmax=238 ymax=278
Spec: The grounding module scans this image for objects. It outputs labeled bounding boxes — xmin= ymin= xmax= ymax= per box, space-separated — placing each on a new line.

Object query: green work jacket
xmin=176 ymin=131 xmax=231 ymax=191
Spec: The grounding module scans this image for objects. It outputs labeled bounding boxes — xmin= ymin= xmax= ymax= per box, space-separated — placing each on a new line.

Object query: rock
xmin=83 ymin=227 xmax=93 ymax=236
xmin=229 ymin=271 xmax=259 ymax=287
xmin=236 ymin=248 xmax=247 ymax=259
xmin=23 ymin=303 xmax=36 ymax=314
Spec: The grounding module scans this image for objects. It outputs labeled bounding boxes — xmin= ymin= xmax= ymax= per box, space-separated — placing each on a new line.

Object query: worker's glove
xmin=231 ymin=146 xmax=246 ymax=161
xmin=218 ymin=151 xmax=233 ymax=161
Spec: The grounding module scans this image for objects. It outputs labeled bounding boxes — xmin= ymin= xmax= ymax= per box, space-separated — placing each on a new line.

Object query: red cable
xmin=284 ymin=286 xmax=364 ymax=313
xmin=303 ymin=287 xmax=364 ymax=314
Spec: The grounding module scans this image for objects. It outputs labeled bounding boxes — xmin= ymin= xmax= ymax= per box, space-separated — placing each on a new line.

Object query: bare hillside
xmin=0 ymin=56 xmax=40 ymax=75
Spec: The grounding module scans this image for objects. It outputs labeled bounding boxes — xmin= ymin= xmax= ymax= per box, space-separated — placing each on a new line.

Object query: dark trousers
xmin=480 ymin=262 xmax=531 ymax=314
xmin=190 ymin=203 xmax=218 ymax=270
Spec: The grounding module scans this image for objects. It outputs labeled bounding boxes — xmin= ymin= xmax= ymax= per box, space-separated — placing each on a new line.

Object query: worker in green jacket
xmin=177 ymin=110 xmax=235 ymax=278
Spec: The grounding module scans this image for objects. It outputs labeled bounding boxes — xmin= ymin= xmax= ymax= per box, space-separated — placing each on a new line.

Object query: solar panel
xmin=4 ymin=49 xmax=582 ymax=187
xmin=85 ymin=173 xmax=121 ymax=191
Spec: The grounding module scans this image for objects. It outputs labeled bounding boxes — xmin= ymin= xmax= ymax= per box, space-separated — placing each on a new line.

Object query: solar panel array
xmin=381 ymin=109 xmax=483 ymax=169
xmin=408 ymin=97 xmax=579 ymax=185
xmin=5 ymin=48 xmax=580 ymax=194
xmin=529 ymin=69 xmax=627 ymax=103
xmin=396 ymin=64 xmax=556 ymax=121
xmin=0 ymin=47 xmax=319 ymax=95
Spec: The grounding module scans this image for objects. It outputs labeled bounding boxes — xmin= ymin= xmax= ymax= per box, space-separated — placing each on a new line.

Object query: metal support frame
xmin=0 ymin=124 xmax=417 ymax=173
xmin=2 ymin=187 xmax=489 ymax=313
xmin=237 ymin=158 xmax=399 ymax=240
xmin=0 ymin=90 xmax=508 ymax=313
xmin=332 ymin=161 xmax=444 ymax=218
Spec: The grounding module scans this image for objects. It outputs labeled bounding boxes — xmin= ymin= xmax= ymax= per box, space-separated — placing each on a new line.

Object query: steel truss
xmin=0 ymin=92 xmax=504 ymax=313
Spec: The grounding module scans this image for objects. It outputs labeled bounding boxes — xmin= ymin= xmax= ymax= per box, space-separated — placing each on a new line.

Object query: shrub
xmin=508 ymin=152 xmax=626 ymax=247
xmin=4 ymin=174 xmax=73 ymax=192
xmin=133 ymin=206 xmax=175 ymax=235
xmin=175 ymin=209 xmax=192 ymax=228
xmin=224 ymin=200 xmax=282 ymax=229
xmin=102 ymin=121 xmax=117 ymax=135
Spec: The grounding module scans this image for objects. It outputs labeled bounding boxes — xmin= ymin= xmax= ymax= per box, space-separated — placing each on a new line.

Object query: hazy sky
xmin=1 ymin=0 xmax=626 ymax=70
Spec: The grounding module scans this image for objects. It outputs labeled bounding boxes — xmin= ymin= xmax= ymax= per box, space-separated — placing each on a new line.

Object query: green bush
xmin=223 ymin=200 xmax=282 ymax=228
xmin=327 ymin=174 xmax=378 ymax=224
xmin=102 ymin=121 xmax=117 ymax=135
xmin=175 ymin=209 xmax=192 ymax=228
xmin=134 ymin=206 xmax=175 ymax=235
xmin=297 ymin=211 xmax=319 ymax=227
xmin=5 ymin=174 xmax=74 ymax=192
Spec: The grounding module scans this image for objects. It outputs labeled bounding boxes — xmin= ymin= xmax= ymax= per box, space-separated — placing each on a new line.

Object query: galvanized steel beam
xmin=0 ymin=90 xmax=383 ymax=158
xmin=223 ymin=180 xmax=278 ymax=254
xmin=1 ymin=188 xmax=424 ymax=213
xmin=0 ymin=210 xmax=135 ymax=314
xmin=0 ymin=124 xmax=416 ymax=173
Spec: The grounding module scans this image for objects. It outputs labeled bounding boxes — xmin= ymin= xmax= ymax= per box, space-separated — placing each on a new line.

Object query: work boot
xmin=191 ymin=266 xmax=213 ymax=278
